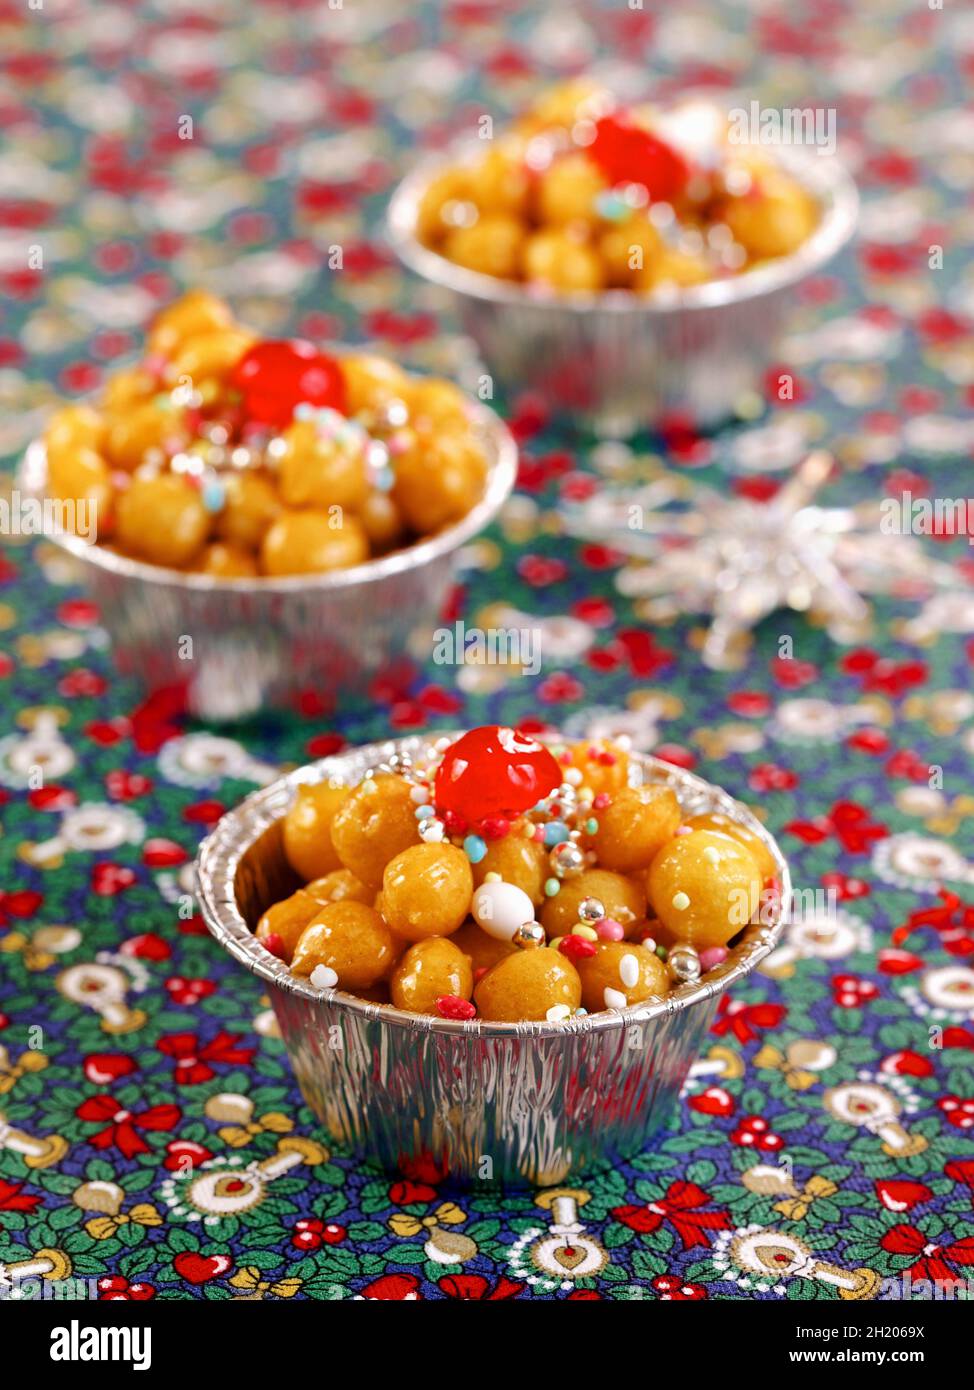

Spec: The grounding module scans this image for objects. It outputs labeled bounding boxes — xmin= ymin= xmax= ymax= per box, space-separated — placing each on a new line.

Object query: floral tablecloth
xmin=1 ymin=0 xmax=973 ymax=1302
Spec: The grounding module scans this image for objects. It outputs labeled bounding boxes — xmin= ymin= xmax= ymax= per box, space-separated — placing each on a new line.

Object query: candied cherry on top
xmin=228 ymin=339 xmax=347 ymax=429
xmin=433 ymin=725 xmax=562 ymax=824
xmin=588 ymin=114 xmax=690 ymax=202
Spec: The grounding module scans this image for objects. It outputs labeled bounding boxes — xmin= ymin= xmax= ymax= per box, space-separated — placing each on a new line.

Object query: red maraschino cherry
xmin=589 ymin=114 xmax=689 ymax=202
xmin=229 ymin=339 xmax=346 ymax=429
xmin=434 ymin=726 xmax=562 ymax=821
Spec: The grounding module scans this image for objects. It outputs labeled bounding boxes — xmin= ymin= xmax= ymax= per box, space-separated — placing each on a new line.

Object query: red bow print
xmin=893 ymin=890 xmax=974 ymax=957
xmin=612 ymin=1181 xmax=732 ymax=1250
xmin=0 ymin=1178 xmax=43 ymax=1215
xmin=438 ymin=1274 xmax=524 ymax=1300
xmin=0 ymin=889 xmax=43 ymax=929
xmin=880 ymin=1223 xmax=974 ymax=1285
xmin=785 ymin=801 xmax=889 ymax=854
xmin=840 ymin=649 xmax=928 ymax=697
xmin=156 ymin=1031 xmax=255 ymax=1085
xmin=711 ymin=997 xmax=786 ymax=1044
xmin=76 ymin=1095 xmax=180 ymax=1158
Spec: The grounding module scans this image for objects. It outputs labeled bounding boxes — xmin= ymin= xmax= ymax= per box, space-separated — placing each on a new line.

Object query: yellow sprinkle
xmin=571 ymin=924 xmax=598 ymax=941
xmin=672 ymin=891 xmax=691 ymax=911
xmin=578 ymin=785 xmax=593 ymax=802
xmin=483 ymin=871 xmax=502 ymax=883
xmin=703 ymin=846 xmax=720 ymax=865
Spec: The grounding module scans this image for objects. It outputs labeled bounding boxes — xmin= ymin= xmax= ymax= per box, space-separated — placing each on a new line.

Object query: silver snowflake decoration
xmin=562 ymin=450 xmax=968 ymax=669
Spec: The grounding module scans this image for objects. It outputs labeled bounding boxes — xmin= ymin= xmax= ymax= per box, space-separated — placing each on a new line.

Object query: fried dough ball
xmin=282 ymin=782 xmax=350 ymax=881
xmin=535 ymin=152 xmax=605 ymax=226
xmin=46 ymin=448 xmax=114 ymax=535
xmin=540 ymin=868 xmax=647 ymax=938
xmin=277 ymin=419 xmax=370 ymax=512
xmin=291 ymin=902 xmax=398 ymax=989
xmin=329 ymin=775 xmax=420 ymax=889
xmin=522 ymin=229 xmax=604 ymax=292
xmin=474 ymin=948 xmax=581 ymax=1022
xmin=195 ymin=541 xmax=258 ymax=578
xmin=381 ymin=843 xmax=474 ymax=941
xmin=256 ymin=888 xmax=322 ymax=962
xmin=685 ymin=811 xmax=777 ymax=882
xmin=451 ymin=920 xmax=517 ymax=975
xmin=148 ymin=289 xmax=236 ymax=358
xmin=390 ymin=937 xmax=473 ymax=1014
xmin=340 ymin=354 xmax=410 ymax=416
xmin=392 ymin=435 xmax=486 ymax=533
xmin=259 ymin=510 xmax=369 ymax=576
xmin=471 ymin=831 xmax=548 ymax=907
xmin=305 ymin=869 xmax=373 ymax=907
xmin=647 ymin=829 xmax=762 ymax=949
xmin=114 ymin=473 xmax=210 ymax=567
xmin=588 ymin=784 xmax=681 ymax=872
xmin=567 ymin=738 xmax=631 ymax=796
xmin=104 ymin=401 xmax=186 ymax=472
xmin=215 ymin=472 xmax=282 ymax=551
xmin=575 ymin=941 xmax=669 ymax=1013
xmin=44 ymin=405 xmax=106 ymax=461
xmin=442 ymin=215 xmax=525 ymax=280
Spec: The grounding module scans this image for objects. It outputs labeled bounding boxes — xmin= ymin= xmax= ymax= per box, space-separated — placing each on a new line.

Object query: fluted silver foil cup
xmin=388 ymin=143 xmax=858 ymax=437
xmin=197 ymin=734 xmax=791 ymax=1184
xmin=18 ymin=401 xmax=517 ymax=723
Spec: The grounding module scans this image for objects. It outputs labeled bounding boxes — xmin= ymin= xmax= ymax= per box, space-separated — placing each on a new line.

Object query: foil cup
xmin=18 ymin=401 xmax=517 ymax=723
xmin=196 ymin=734 xmax=791 ymax=1184
xmin=388 ymin=143 xmax=858 ymax=437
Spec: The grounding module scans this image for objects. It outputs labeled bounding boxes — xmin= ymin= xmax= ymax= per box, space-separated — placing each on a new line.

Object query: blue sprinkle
xmin=543 ymin=820 xmax=570 ymax=847
xmin=463 ymin=834 xmax=487 ymax=864
xmin=415 ymin=804 xmax=435 ymax=820
xmin=202 ymin=478 xmax=225 ymax=513
xmin=294 ymin=402 xmax=315 ymax=421
xmin=375 ymin=467 xmax=395 ymax=493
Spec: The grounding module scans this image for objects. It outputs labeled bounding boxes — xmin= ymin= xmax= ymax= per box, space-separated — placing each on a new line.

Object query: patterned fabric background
xmin=1 ymin=0 xmax=973 ymax=1301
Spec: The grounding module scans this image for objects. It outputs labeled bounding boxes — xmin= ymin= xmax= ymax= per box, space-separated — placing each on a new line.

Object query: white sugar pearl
xmin=603 ymin=987 xmax=627 ymax=1011
xmin=310 ymin=965 xmax=338 ymax=990
xmin=472 ymin=880 xmax=536 ymax=942
xmin=619 ymin=953 xmax=639 ymax=990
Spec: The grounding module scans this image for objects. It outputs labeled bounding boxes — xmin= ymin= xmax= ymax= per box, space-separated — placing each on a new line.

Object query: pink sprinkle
xmin=262 ymin=932 xmax=286 ymax=959
xmin=533 ymin=826 xmax=546 ymax=842
xmin=593 ymin=793 xmax=611 ymax=810
xmin=675 ymin=824 xmax=693 ymax=836
xmin=597 ymin=918 xmax=625 ymax=941
xmin=699 ymin=946 xmax=729 ymax=972
xmin=436 ymin=995 xmax=476 ymax=1020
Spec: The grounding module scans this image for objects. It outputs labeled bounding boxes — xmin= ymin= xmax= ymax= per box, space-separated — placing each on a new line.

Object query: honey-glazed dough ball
xmin=114 ymin=473 xmax=210 ymax=568
xmin=393 ymin=435 xmax=486 ymax=534
xmin=523 ymin=229 xmax=604 ymax=292
xmin=195 ymin=542 xmax=258 ymax=578
xmin=283 ymin=782 xmax=350 ymax=881
xmin=685 ymin=811 xmax=777 ymax=882
xmin=475 ymin=949 xmax=581 ymax=1022
xmin=541 ymin=867 xmax=647 ymax=938
xmin=415 ymin=168 xmax=475 ymax=244
xmin=290 ymin=901 xmax=398 ymax=990
xmin=390 ymin=937 xmax=473 ymax=1014
xmin=647 ymin=829 xmax=762 ymax=949
xmin=44 ymin=404 xmax=106 ymax=461
xmin=515 ymin=79 xmax=610 ymax=137
xmin=381 ymin=842 xmax=474 ymax=941
xmin=277 ymin=419 xmax=370 ymax=512
xmin=723 ymin=181 xmax=817 ymax=259
xmin=575 ymin=941 xmax=669 ymax=1013
xmin=407 ymin=378 xmax=471 ymax=432
xmin=340 ymin=354 xmax=410 ymax=416
xmin=215 ymin=471 xmax=281 ymax=551
xmin=329 ymin=775 xmax=420 ymax=889
xmin=469 ymin=144 xmax=531 ymax=217
xmin=634 ymin=248 xmax=711 ymax=293
xmin=99 ymin=368 xmax=156 ymax=414
xmin=167 ymin=328 xmax=255 ymax=388
xmin=588 ymin=784 xmax=681 ymax=873
xmin=259 ymin=510 xmax=369 ymax=576
xmin=535 ymin=152 xmax=605 ymax=226
xmin=451 ymin=919 xmax=517 ymax=975
xmin=599 ymin=216 xmax=663 ymax=287
xmin=442 ymin=215 xmax=524 ymax=280
xmin=104 ymin=401 xmax=186 ymax=472
xmin=305 ymin=868 xmax=372 ymax=907
xmin=256 ymin=888 xmax=321 ymax=962
xmin=567 ymin=738 xmax=630 ymax=796
xmin=471 ymin=832 xmax=548 ymax=907
xmin=47 ymin=448 xmax=114 ymax=535
xmin=359 ymin=491 xmax=404 ymax=551
xmin=148 ymin=289 xmax=235 ymax=358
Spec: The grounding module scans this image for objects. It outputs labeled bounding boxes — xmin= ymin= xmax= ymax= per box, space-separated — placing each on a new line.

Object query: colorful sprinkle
xmin=558 ymin=934 xmax=597 ymax=962
xmin=543 ymin=819 xmax=570 ymax=847
xmin=597 ymin=918 xmax=625 ymax=942
xmin=546 ymin=1003 xmax=572 ymax=1023
xmin=544 ymin=877 xmax=560 ymax=897
xmin=571 ymin=924 xmax=598 ymax=941
xmin=435 ymin=995 xmax=476 ymax=1021
xmin=672 ymin=891 xmax=691 ymax=911
xmin=463 ymin=834 xmax=488 ymax=863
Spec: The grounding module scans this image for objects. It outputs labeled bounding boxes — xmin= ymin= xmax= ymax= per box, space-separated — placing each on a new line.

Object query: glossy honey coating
xmin=567 ymin=738 xmax=630 ymax=796
xmin=471 ymin=830 xmax=548 ymax=906
xmin=305 ymin=868 xmax=372 ymax=906
xmin=588 ymin=784 xmax=682 ymax=873
xmin=381 ymin=843 xmax=474 ymax=941
xmin=390 ymin=937 xmax=473 ymax=1014
xmin=647 ymin=829 xmax=762 ymax=949
xmin=290 ymin=901 xmax=398 ymax=989
xmin=329 ymin=775 xmax=420 ymax=889
xmin=451 ymin=920 xmax=517 ymax=975
xmin=685 ymin=811 xmax=777 ymax=882
xmin=474 ymin=948 xmax=581 ymax=1023
xmin=575 ymin=941 xmax=669 ymax=1013
xmin=255 ymin=889 xmax=322 ymax=962
xmin=43 ymin=293 xmax=488 ymax=578
xmin=418 ymin=84 xmax=819 ymax=296
xmin=541 ymin=867 xmax=647 ymax=938
xmin=282 ymin=782 xmax=349 ymax=881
